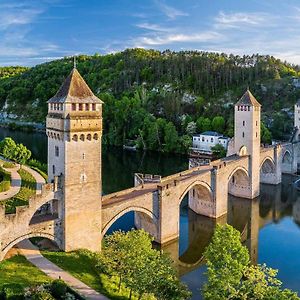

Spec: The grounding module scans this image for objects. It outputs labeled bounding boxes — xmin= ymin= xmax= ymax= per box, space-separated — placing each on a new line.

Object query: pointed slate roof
xmin=48 ymin=68 xmax=103 ymax=104
xmin=235 ymin=89 xmax=261 ymax=107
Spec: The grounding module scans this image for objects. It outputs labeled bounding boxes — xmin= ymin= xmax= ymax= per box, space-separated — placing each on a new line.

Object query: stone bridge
xmin=2 ymin=79 xmax=300 ymax=262
xmin=102 ymin=145 xmax=282 ymax=245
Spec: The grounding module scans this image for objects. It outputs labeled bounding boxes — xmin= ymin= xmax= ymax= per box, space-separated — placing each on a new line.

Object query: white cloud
xmin=155 ymin=0 xmax=188 ymax=19
xmin=133 ymin=31 xmax=223 ymax=47
xmin=214 ymin=11 xmax=272 ymax=29
xmin=136 ymin=22 xmax=172 ymax=32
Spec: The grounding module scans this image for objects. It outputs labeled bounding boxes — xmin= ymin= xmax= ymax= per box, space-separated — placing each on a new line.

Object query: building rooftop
xmin=201 ymin=131 xmax=221 ymax=136
xmin=48 ymin=68 xmax=103 ymax=104
xmin=235 ymin=89 xmax=261 ymax=107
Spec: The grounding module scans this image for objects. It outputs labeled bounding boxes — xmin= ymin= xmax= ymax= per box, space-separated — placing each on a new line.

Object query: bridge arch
xmin=178 ymin=180 xmax=214 ymax=217
xmin=29 ymin=199 xmax=60 ymax=226
xmin=282 ymin=150 xmax=292 ymax=164
xmin=260 ymin=157 xmax=276 ymax=173
xmin=101 ymin=206 xmax=158 ymax=238
xmin=228 ymin=166 xmax=251 ymax=198
xmin=1 ymin=232 xmax=55 ymax=260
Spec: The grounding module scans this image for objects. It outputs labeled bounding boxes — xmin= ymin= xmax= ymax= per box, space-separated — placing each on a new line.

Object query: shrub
xmin=1 ymin=283 xmax=24 ymax=299
xmin=2 ymin=161 xmax=15 ymax=168
xmin=0 ymin=165 xmax=11 ymax=192
xmin=28 ymin=159 xmax=47 ymax=173
xmin=50 ymin=280 xmax=67 ymax=299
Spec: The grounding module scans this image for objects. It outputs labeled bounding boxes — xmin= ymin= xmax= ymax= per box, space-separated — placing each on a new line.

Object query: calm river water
xmin=2 ymin=127 xmax=300 ymax=299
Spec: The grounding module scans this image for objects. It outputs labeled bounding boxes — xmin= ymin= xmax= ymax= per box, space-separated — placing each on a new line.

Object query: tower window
xmin=256 ymin=121 xmax=258 ymax=126
xmin=72 ymin=103 xmax=76 ymax=111
xmin=256 ymin=132 xmax=258 ymax=138
xmin=55 ymin=146 xmax=59 ymax=157
xmin=242 ymin=132 xmax=245 ymax=138
xmin=92 ymin=104 xmax=96 ymax=111
xmin=241 ymin=106 xmax=244 ymax=111
xmin=243 ymin=121 xmax=245 ymax=126
xmin=85 ymin=103 xmax=89 ymax=111
xmin=87 ymin=134 xmax=92 ymax=141
xmin=79 ymin=103 xmax=83 ymax=111
xmin=211 ymin=138 xmax=214 ymax=142
xmin=82 ymin=153 xmax=86 ymax=159
xmin=72 ymin=134 xmax=78 ymax=142
xmin=80 ymin=134 xmax=85 ymax=141
xmin=50 ymin=103 xmax=53 ymax=110
xmin=93 ymin=133 xmax=99 ymax=140
xmin=248 ymin=106 xmax=250 ymax=111
xmin=52 ymin=165 xmax=55 ymax=175
xmin=237 ymin=106 xmax=240 ymax=111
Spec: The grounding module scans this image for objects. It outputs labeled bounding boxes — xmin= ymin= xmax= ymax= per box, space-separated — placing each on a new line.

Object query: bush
xmin=3 ymin=161 xmax=15 ymax=168
xmin=1 ymin=283 xmax=24 ymax=299
xmin=0 ymin=166 xmax=11 ymax=192
xmin=50 ymin=280 xmax=67 ymax=299
xmin=28 ymin=159 xmax=47 ymax=173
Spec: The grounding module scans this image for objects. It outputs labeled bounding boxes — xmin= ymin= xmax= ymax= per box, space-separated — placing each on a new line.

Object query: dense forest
xmin=0 ymin=49 xmax=300 ymax=153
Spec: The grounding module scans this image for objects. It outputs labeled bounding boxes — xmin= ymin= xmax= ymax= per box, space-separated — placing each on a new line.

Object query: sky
xmin=1 ymin=0 xmax=300 ymax=66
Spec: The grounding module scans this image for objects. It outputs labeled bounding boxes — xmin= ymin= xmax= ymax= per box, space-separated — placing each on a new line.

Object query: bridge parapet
xmin=134 ymin=173 xmax=161 ymax=186
xmin=0 ymin=182 xmax=62 ymax=222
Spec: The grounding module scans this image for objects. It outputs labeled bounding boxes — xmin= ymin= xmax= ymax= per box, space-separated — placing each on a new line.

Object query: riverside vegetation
xmin=0 ymin=49 xmax=296 ymax=153
xmin=203 ymin=224 xmax=300 ymax=300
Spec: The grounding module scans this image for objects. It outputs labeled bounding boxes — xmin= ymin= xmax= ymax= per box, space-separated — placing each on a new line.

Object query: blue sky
xmin=1 ymin=0 xmax=300 ymax=66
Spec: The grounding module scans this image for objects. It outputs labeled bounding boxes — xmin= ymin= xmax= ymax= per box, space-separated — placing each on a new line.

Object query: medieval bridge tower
xmin=46 ymin=67 xmax=103 ymax=252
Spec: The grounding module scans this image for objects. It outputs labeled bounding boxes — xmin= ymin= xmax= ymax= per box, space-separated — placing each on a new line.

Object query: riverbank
xmin=0 ymin=119 xmax=45 ymax=133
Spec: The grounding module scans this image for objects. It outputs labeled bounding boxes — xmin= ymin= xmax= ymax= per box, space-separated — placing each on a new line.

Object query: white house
xmin=191 ymin=131 xmax=229 ymax=154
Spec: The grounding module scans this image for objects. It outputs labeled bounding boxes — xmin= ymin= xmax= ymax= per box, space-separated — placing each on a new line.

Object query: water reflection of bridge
xmin=163 ymin=175 xmax=299 ymax=276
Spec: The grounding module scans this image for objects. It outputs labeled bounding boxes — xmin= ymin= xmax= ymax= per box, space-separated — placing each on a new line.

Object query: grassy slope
xmin=0 ymin=255 xmax=50 ymax=289
xmin=4 ymin=168 xmax=36 ymax=214
xmin=43 ymin=250 xmax=154 ymax=300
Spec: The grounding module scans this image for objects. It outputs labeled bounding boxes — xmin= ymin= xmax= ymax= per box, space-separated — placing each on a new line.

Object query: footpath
xmin=16 ymin=165 xmax=109 ymax=300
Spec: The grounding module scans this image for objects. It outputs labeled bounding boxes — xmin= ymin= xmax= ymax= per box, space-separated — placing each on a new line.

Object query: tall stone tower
xmin=234 ymin=89 xmax=261 ymax=198
xmin=46 ymin=67 xmax=103 ymax=252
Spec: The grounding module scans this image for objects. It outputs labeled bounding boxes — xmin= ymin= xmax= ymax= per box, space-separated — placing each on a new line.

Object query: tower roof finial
xmin=73 ymin=56 xmax=76 ymax=69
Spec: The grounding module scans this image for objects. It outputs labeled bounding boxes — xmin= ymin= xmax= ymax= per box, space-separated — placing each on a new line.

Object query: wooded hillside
xmin=0 ymin=49 xmax=299 ymax=152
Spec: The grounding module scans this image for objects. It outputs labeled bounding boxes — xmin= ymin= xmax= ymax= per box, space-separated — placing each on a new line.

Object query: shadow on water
xmin=3 ymin=128 xmax=300 ymax=298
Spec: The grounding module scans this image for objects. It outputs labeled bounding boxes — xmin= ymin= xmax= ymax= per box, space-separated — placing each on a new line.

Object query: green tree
xmin=212 ymin=116 xmax=225 ymax=133
xmin=164 ymin=122 xmax=179 ymax=152
xmin=178 ymin=135 xmax=192 ymax=153
xmin=14 ymin=143 xmax=31 ymax=164
xmin=261 ymin=122 xmax=272 ymax=144
xmin=203 ymin=224 xmax=300 ymax=300
xmin=202 ymin=118 xmax=212 ymax=132
xmin=0 ymin=137 xmax=17 ymax=160
xmin=97 ymin=230 xmax=191 ymax=300
xmin=196 ymin=116 xmax=205 ymax=132
xmin=186 ymin=121 xmax=196 ymax=136
xmin=211 ymin=144 xmax=226 ymax=159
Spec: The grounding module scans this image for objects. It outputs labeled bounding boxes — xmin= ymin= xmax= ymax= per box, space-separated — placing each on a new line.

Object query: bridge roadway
xmin=102 ymin=155 xmax=242 ymax=205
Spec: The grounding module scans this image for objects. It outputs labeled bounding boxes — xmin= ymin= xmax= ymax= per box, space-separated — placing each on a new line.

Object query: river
xmin=1 ymin=127 xmax=300 ymax=299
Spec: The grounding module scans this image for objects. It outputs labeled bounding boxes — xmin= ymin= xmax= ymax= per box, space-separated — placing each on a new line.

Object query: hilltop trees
xmin=0 ymin=49 xmax=297 ymax=150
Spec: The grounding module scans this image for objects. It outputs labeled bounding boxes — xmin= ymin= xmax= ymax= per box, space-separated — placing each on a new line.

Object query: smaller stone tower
xmin=293 ymin=100 xmax=300 ymax=142
xmin=295 ymin=101 xmax=300 ymax=130
xmin=46 ymin=66 xmax=103 ymax=252
xmin=234 ymin=89 xmax=261 ymax=198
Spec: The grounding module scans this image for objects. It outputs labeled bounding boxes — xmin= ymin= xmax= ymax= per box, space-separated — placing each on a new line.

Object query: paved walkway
xmin=0 ymin=163 xmax=21 ymax=201
xmin=18 ymin=240 xmax=109 ymax=300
